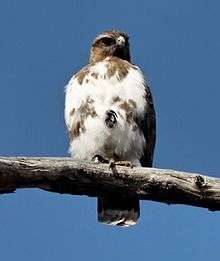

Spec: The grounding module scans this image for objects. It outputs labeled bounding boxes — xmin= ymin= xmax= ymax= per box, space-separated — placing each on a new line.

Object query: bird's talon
xmin=91 ymin=155 xmax=109 ymax=164
xmin=108 ymin=159 xmax=115 ymax=169
xmin=128 ymin=162 xmax=134 ymax=168
xmin=92 ymin=155 xmax=100 ymax=164
xmin=115 ymin=161 xmax=133 ymax=168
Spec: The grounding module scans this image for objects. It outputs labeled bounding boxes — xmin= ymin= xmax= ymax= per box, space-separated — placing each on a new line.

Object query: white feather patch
xmin=65 ymin=59 xmax=148 ymax=165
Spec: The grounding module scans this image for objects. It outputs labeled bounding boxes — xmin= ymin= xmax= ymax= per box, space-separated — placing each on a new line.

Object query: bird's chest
xmin=67 ymin=61 xmax=147 ymax=162
xmin=80 ymin=65 xmax=147 ymax=115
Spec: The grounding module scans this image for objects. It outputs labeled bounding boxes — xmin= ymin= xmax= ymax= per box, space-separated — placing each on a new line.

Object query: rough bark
xmin=0 ymin=157 xmax=220 ymax=211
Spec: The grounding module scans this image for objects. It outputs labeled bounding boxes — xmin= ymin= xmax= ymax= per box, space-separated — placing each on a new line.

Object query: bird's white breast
xmin=65 ymin=59 xmax=148 ymax=165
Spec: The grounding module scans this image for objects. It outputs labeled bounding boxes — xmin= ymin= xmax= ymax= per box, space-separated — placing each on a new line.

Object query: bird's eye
xmin=101 ymin=37 xmax=115 ymax=46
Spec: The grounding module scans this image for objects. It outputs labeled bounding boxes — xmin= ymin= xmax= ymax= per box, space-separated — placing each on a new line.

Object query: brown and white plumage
xmin=65 ymin=30 xmax=156 ymax=227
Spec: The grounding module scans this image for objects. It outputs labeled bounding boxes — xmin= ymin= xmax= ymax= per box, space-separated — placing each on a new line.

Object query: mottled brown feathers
xmin=119 ymin=99 xmax=137 ymax=124
xmin=91 ymin=72 xmax=98 ymax=79
xmin=69 ymin=96 xmax=97 ymax=141
xmin=70 ymin=121 xmax=86 ymax=140
xmin=75 ymin=66 xmax=90 ymax=85
xmin=112 ymin=95 xmax=121 ymax=103
xmin=106 ymin=57 xmax=131 ymax=80
xmin=75 ymin=57 xmax=136 ymax=84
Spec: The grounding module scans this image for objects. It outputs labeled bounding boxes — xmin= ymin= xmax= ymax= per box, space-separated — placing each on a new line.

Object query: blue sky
xmin=0 ymin=0 xmax=220 ymax=260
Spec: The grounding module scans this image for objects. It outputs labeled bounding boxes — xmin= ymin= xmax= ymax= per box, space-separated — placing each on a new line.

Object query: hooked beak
xmin=116 ymin=36 xmax=125 ymax=46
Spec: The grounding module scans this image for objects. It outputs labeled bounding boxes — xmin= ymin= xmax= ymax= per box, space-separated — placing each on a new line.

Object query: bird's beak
xmin=116 ymin=36 xmax=125 ymax=46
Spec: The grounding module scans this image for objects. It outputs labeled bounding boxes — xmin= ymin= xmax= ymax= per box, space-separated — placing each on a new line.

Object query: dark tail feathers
xmin=97 ymin=197 xmax=140 ymax=227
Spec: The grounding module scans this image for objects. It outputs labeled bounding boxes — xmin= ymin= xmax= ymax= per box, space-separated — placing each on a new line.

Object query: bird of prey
xmin=65 ymin=30 xmax=156 ymax=227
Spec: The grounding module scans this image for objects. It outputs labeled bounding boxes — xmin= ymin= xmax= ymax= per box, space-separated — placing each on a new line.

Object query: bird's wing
xmin=64 ymin=66 xmax=89 ymax=141
xmin=138 ymin=83 xmax=156 ymax=167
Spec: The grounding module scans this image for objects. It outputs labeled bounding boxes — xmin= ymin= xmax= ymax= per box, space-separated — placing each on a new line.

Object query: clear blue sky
xmin=0 ymin=1 xmax=220 ymax=260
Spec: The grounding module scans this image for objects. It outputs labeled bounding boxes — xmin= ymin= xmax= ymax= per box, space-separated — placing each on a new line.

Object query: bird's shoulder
xmin=68 ymin=57 xmax=142 ymax=87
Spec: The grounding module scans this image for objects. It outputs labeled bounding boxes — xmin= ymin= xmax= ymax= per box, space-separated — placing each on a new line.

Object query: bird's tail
xmin=97 ymin=197 xmax=140 ymax=227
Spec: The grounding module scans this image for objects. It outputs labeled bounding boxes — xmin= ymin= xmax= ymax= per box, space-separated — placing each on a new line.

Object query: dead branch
xmin=0 ymin=157 xmax=220 ymax=211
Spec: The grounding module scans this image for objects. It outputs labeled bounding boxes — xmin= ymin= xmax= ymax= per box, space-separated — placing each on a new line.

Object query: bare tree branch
xmin=0 ymin=157 xmax=220 ymax=211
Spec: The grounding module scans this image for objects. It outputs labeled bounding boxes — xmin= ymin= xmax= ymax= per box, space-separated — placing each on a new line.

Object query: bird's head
xmin=89 ymin=30 xmax=130 ymax=63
